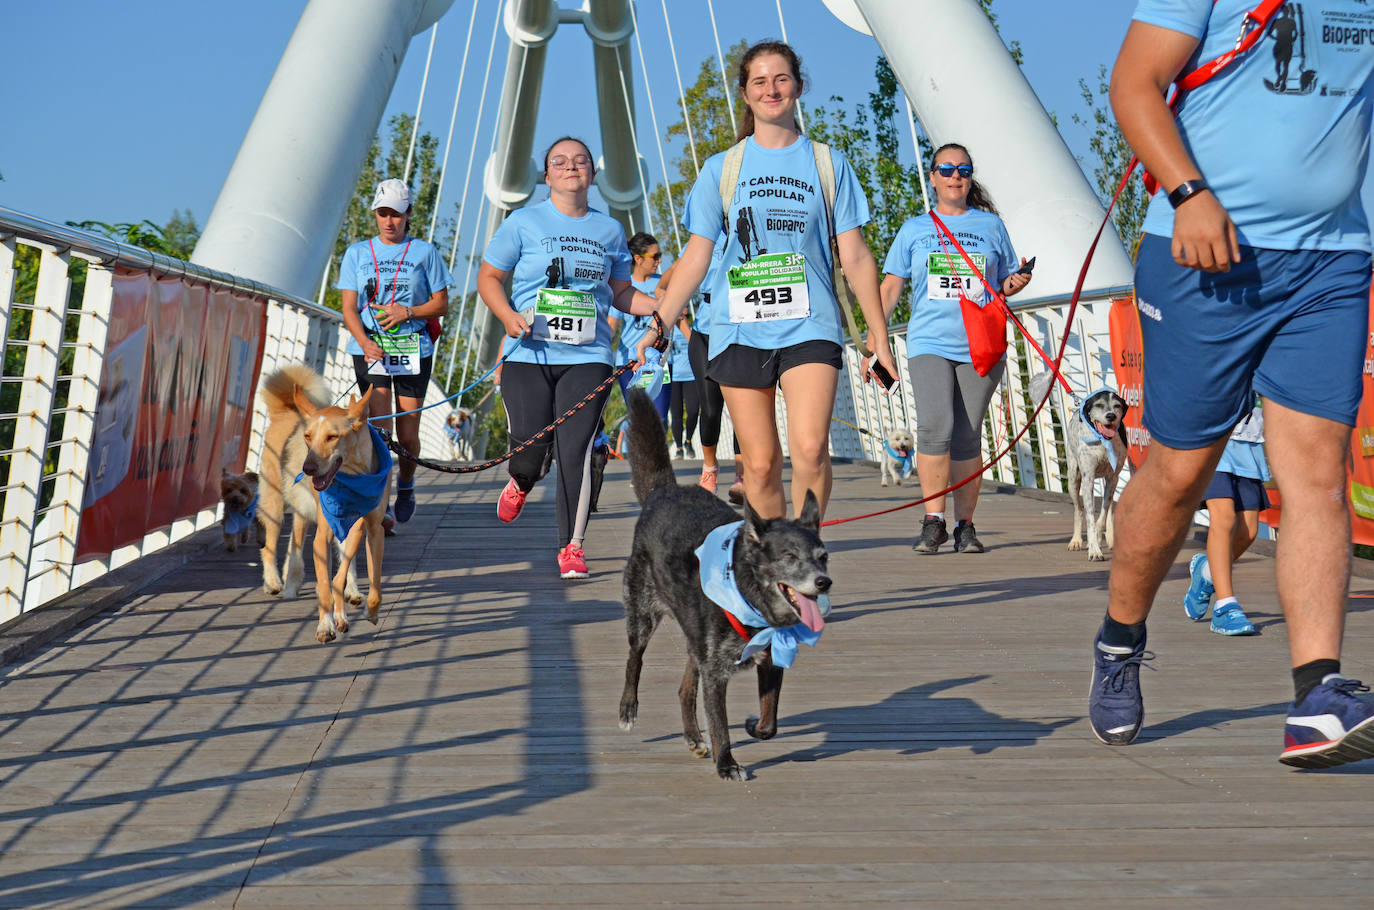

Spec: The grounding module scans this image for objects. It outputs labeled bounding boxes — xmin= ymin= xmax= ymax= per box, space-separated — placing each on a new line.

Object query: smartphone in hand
xmin=871 ymin=360 xmax=898 ymax=391
xmin=1015 ymin=256 xmax=1037 ymax=276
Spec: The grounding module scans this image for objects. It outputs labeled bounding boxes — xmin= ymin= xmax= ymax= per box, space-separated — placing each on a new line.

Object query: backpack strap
xmin=811 ymin=140 xmax=867 ymax=350
xmin=718 ymin=139 xmax=748 ymax=234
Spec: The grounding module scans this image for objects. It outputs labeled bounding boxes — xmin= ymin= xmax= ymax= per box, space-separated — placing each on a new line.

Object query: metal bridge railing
xmin=0 ymin=208 xmax=450 ymax=622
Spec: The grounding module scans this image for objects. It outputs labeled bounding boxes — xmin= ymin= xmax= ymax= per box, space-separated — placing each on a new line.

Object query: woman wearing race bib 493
xmin=636 ymin=40 xmax=897 ymax=521
xmin=478 ymin=137 xmax=662 ymax=579
xmin=338 ymin=178 xmax=452 ymax=528
xmin=877 ymin=143 xmax=1032 ymax=555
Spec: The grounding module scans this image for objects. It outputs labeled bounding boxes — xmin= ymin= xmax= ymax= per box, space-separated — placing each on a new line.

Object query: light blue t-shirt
xmin=614 ymin=275 xmax=660 ymax=366
xmin=1135 ymin=0 xmax=1374 ymax=250
xmin=482 ymin=199 xmax=634 ymax=365
xmin=668 ymin=322 xmax=695 ymax=382
xmin=883 ymin=209 xmax=1018 ymax=363
xmin=336 ymin=235 xmax=452 ymax=358
xmin=683 ymin=136 xmax=871 ymax=359
xmin=691 ymin=239 xmax=727 ymax=337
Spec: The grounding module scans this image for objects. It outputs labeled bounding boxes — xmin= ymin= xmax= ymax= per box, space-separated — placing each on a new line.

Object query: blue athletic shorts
xmin=1202 ymin=471 xmax=1270 ymax=513
xmin=1134 ymin=234 xmax=1371 ymax=449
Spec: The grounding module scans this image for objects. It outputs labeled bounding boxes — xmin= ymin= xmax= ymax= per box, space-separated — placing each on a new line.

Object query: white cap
xmin=371 ymin=178 xmax=411 ymax=212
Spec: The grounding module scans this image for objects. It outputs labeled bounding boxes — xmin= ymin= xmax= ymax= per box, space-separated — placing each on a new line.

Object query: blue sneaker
xmin=394 ymin=485 xmax=416 ymax=523
xmin=1210 ymin=601 xmax=1256 ymax=636
xmin=1280 ymin=675 xmax=1374 ymax=769
xmin=1089 ymin=631 xmax=1154 ymax=745
xmin=1183 ymin=553 xmax=1213 ymax=621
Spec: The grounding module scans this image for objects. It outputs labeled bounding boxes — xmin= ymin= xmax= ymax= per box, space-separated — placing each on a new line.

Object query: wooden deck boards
xmin=1 ymin=460 xmax=1372 ymax=908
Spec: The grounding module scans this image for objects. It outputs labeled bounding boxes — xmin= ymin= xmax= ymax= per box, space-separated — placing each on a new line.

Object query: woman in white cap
xmin=337 ymin=178 xmax=452 ymax=526
xmin=478 ymin=136 xmax=660 ymax=579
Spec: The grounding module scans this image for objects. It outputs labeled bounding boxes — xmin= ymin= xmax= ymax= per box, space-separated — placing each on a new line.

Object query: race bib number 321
xmin=532 ymin=288 xmax=597 ymax=345
xmin=927 ymin=251 xmax=987 ymax=303
xmin=726 ymin=252 xmax=810 ymax=323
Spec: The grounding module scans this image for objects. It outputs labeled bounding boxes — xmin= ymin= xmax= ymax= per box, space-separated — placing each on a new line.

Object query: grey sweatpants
xmin=908 ymin=354 xmax=1004 ymax=460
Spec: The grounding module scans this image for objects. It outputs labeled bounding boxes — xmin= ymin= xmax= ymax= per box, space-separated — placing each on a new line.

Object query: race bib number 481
xmin=532 ymin=288 xmax=597 ymax=345
xmin=726 ymin=252 xmax=810 ymax=323
xmin=927 ymin=251 xmax=987 ymax=303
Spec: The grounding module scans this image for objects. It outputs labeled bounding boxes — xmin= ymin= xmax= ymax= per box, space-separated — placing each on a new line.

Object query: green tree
xmin=160 ymin=209 xmax=201 ymax=258
xmin=1073 ymin=64 xmax=1148 ymax=255
xmin=66 ymin=219 xmax=192 ymax=259
xmin=979 ymin=0 xmax=1024 ymax=65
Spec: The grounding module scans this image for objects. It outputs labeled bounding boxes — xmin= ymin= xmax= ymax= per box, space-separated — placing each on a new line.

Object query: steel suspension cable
xmin=628 ymin=0 xmax=683 ymax=251
xmin=403 ymin=23 xmax=439 ymax=183
xmin=903 ymin=92 xmax=931 ymax=213
xmin=773 ymin=0 xmax=806 ymax=132
xmin=428 ymin=0 xmax=481 ymax=242
xmin=704 ymin=0 xmax=737 ymax=137
xmin=659 ymin=0 xmax=700 ymax=175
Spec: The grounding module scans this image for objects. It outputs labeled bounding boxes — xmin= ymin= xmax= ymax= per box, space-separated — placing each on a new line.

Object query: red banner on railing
xmin=75 ymin=269 xmax=266 ymax=561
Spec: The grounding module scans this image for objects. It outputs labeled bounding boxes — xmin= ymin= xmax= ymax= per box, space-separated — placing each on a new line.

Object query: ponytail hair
xmin=736 ymin=40 xmax=805 ymax=142
xmin=931 ymin=142 xmax=998 ymax=216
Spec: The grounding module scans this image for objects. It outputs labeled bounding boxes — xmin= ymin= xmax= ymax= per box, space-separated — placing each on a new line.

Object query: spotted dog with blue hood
xmin=1066 ymin=387 xmax=1130 ymax=562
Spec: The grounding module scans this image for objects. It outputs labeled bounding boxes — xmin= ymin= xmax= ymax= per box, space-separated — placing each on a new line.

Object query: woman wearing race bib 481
xmin=478 ymin=137 xmax=662 ymax=579
xmin=877 ymin=143 xmax=1032 ymax=555
xmin=636 ymin=40 xmax=898 ymax=521
xmin=338 ymin=178 xmax=452 ymax=528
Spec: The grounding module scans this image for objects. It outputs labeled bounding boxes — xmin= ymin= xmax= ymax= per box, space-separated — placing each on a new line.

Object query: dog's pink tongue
xmin=793 ymin=590 xmax=825 ymax=632
xmin=1095 ymin=422 xmax=1117 ymax=440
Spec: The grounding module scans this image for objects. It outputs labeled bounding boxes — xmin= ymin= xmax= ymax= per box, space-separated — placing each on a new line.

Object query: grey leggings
xmin=908 ymin=354 xmax=1005 ymax=460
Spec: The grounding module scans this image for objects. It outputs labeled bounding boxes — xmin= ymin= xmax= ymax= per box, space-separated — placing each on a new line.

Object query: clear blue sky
xmin=2 ymin=0 xmax=1136 ymax=267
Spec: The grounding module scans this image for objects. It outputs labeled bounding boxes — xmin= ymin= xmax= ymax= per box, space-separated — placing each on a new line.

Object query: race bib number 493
xmin=726 ymin=252 xmax=810 ymax=323
xmin=533 ymin=288 xmax=597 ymax=345
xmin=927 ymin=251 xmax=987 ymax=303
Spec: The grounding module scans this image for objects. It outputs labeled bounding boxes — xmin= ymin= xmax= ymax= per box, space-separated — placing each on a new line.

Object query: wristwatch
xmin=1168 ymin=179 xmax=1209 ymax=209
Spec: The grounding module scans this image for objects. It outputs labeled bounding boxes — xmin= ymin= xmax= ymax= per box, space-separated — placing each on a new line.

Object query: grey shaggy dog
xmin=618 ymin=388 xmax=831 ymax=781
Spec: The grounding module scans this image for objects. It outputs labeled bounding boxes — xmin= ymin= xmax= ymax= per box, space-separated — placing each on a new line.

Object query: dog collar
xmin=693 ymin=521 xmax=823 ymax=669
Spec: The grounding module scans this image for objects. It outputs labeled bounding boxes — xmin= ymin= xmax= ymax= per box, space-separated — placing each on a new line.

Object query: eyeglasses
xmin=934 ymin=164 xmax=974 ymax=178
xmin=549 ymin=155 xmax=592 ymax=171
xmin=641 ymin=252 xmax=662 ymax=261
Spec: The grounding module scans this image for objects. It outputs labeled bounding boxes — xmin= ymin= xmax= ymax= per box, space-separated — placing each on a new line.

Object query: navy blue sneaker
xmin=1280 ymin=675 xmax=1374 ymax=769
xmin=1183 ymin=553 xmax=1213 ymax=621
xmin=394 ymin=485 xmax=416 ymax=523
xmin=1089 ymin=631 xmax=1154 ymax=745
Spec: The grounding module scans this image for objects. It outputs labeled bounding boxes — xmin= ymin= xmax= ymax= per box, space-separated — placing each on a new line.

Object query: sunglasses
xmin=934 ymin=164 xmax=974 ymax=178
xmin=548 ymin=155 xmax=592 ymax=170
xmin=640 ymin=252 xmax=662 ymax=260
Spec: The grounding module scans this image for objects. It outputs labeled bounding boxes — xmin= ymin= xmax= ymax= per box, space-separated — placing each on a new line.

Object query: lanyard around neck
xmin=367 ymin=237 xmax=413 ymax=314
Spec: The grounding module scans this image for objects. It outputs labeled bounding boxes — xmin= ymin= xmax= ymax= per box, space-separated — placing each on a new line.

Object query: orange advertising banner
xmin=1107 ymin=295 xmax=1149 ymax=468
xmin=76 ymin=269 xmax=266 ymax=561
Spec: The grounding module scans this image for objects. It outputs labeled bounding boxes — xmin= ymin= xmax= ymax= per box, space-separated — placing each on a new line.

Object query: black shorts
xmin=706 ymin=341 xmax=843 ymax=389
xmin=352 ymin=354 xmax=433 ymax=401
xmin=1203 ymin=471 xmax=1271 ymax=513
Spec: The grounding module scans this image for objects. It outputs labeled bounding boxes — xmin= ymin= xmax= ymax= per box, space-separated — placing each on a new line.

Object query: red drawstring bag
xmin=958 ymin=291 xmax=1008 ymax=377
xmin=426 ymin=317 xmax=442 ymax=343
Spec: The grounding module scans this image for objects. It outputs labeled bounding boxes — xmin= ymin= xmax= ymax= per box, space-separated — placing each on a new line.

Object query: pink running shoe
xmin=558 ymin=543 xmax=589 ymax=579
xmin=698 ymin=465 xmax=719 ymax=494
xmin=497 ymin=478 xmax=528 ymax=523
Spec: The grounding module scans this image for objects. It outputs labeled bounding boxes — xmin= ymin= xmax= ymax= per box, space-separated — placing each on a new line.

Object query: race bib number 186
xmin=368 ymin=332 xmax=421 ymax=376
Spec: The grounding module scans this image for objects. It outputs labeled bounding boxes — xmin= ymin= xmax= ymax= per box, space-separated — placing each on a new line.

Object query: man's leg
xmin=1106 ymin=438 xmax=1229 ymax=624
xmin=1263 ymin=399 xmax=1349 ymax=666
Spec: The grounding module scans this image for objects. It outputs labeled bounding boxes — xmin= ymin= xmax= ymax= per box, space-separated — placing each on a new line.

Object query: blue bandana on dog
xmin=694 ymin=521 xmax=823 ymax=668
xmin=298 ymin=425 xmax=394 ymax=541
xmin=883 ymin=441 xmax=914 ymax=479
xmin=224 ymin=493 xmax=258 ymax=536
xmin=1080 ymin=388 xmax=1121 ymax=471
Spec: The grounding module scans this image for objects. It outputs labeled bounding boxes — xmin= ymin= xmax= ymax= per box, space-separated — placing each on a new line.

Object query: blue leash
xmin=366 ymin=345 xmax=514 ymax=423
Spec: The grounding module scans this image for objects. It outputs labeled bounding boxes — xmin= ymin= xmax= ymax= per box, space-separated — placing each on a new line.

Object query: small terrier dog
xmin=880 ymin=430 xmax=915 ymax=487
xmin=220 ymin=469 xmax=260 ymax=552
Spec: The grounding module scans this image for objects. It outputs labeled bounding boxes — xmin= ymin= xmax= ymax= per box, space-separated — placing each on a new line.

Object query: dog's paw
xmin=716 ymin=761 xmax=747 ymax=781
xmin=894 ymin=477 xmax=902 ymax=486
xmin=618 ymin=701 xmax=637 ymax=731
xmin=224 ymin=535 xmax=237 ymax=553
xmin=345 ymin=589 xmax=364 ymax=605
xmin=880 ymin=478 xmax=888 ymax=487
xmin=366 ymin=594 xmax=380 ymax=624
xmin=684 ymin=735 xmax=710 ymax=758
xmin=744 ymin=715 xmax=777 ymax=740
xmin=1067 ymin=538 xmax=1084 ymax=551
xmin=315 ymin=623 xmax=336 ymax=644
xmin=1087 ymin=549 xmax=1107 ymax=562
xmin=263 ymin=581 xmax=283 ymax=596
xmin=334 ymin=614 xmax=349 ymax=635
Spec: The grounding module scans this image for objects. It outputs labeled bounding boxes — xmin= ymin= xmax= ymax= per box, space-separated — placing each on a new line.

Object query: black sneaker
xmin=912 ymin=516 xmax=948 ymax=554
xmin=953 ymin=522 xmax=984 ymax=553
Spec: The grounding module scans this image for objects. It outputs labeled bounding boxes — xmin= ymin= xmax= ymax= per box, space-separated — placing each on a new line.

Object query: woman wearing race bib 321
xmin=877 ymin=143 xmax=1031 ymax=555
xmin=636 ymin=40 xmax=898 ymax=521
xmin=337 ymin=178 xmax=452 ymax=528
xmin=478 ymin=137 xmax=661 ymax=579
